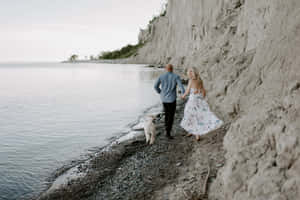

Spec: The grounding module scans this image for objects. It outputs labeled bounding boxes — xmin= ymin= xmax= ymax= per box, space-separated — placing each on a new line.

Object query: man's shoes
xmin=166 ymin=135 xmax=174 ymax=139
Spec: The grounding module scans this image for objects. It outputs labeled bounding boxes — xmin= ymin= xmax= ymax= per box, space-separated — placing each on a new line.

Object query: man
xmin=154 ymin=64 xmax=185 ymax=139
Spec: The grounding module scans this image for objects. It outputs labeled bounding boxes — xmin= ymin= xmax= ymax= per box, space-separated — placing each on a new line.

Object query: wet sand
xmin=37 ymin=100 xmax=229 ymax=200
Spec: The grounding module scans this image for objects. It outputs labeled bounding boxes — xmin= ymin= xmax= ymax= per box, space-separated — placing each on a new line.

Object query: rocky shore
xmin=37 ymin=99 xmax=229 ymax=200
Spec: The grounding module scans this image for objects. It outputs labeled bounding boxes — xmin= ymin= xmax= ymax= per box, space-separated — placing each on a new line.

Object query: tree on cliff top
xmin=69 ymin=54 xmax=78 ymax=62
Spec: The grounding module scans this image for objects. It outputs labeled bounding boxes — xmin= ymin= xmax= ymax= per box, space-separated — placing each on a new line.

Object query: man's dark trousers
xmin=163 ymin=101 xmax=176 ymax=136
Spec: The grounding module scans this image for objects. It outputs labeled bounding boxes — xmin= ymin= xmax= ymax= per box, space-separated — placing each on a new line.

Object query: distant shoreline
xmin=62 ymin=58 xmax=137 ymax=64
xmin=62 ymin=59 xmax=167 ymax=70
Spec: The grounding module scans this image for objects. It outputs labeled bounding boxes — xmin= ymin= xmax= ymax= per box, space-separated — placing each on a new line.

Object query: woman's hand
xmin=181 ymin=92 xmax=188 ymax=99
xmin=202 ymin=90 xmax=206 ymax=98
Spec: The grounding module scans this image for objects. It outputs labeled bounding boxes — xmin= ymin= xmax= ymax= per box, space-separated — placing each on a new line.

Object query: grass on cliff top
xmin=99 ymin=43 xmax=144 ymax=60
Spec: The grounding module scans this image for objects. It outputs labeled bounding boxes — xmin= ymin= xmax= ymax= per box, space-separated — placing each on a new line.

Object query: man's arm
xmin=176 ymin=75 xmax=185 ymax=94
xmin=154 ymin=77 xmax=161 ymax=94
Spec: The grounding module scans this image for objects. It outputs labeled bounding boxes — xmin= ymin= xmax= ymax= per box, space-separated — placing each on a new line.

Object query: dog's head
xmin=145 ymin=114 xmax=156 ymax=122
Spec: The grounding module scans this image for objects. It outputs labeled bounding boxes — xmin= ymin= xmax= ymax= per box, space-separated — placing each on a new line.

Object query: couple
xmin=154 ymin=64 xmax=223 ymax=141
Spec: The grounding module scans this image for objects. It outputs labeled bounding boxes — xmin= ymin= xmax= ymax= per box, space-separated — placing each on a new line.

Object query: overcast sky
xmin=0 ymin=0 xmax=165 ymax=62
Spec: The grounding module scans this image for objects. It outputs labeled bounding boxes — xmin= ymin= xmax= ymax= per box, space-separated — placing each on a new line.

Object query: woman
xmin=180 ymin=67 xmax=223 ymax=141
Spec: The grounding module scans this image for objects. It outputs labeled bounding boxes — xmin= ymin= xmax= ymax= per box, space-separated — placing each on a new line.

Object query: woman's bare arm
xmin=182 ymin=80 xmax=191 ymax=98
xmin=200 ymin=82 xmax=206 ymax=97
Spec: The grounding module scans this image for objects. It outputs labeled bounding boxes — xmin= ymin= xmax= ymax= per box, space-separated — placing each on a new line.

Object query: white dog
xmin=144 ymin=115 xmax=156 ymax=145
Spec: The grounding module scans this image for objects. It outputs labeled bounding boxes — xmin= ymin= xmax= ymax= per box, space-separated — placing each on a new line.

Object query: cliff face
xmin=133 ymin=0 xmax=300 ymax=199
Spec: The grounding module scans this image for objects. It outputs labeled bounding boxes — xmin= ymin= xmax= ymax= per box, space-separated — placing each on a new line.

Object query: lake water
xmin=0 ymin=62 xmax=163 ymax=200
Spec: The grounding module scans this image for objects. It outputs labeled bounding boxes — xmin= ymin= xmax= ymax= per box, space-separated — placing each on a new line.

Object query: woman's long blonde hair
xmin=187 ymin=67 xmax=203 ymax=87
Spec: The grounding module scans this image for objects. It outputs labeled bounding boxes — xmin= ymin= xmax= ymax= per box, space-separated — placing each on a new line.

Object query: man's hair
xmin=166 ymin=64 xmax=173 ymax=71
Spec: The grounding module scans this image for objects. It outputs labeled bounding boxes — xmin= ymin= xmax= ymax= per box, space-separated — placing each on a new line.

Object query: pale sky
xmin=0 ymin=0 xmax=165 ymax=62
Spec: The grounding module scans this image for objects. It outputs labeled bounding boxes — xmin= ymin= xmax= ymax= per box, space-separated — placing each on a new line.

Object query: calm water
xmin=0 ymin=62 xmax=162 ymax=200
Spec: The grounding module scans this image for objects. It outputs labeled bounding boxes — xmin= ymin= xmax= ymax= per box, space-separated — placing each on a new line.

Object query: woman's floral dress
xmin=180 ymin=88 xmax=223 ymax=135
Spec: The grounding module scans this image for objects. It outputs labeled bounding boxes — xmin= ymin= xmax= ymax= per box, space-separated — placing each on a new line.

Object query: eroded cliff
xmin=132 ymin=0 xmax=300 ymax=199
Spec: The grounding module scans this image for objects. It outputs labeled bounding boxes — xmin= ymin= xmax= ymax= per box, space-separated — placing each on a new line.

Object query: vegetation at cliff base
xmin=99 ymin=43 xmax=144 ymax=60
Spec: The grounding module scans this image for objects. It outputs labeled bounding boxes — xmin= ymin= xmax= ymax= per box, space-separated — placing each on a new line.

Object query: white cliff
xmin=131 ymin=0 xmax=300 ymax=199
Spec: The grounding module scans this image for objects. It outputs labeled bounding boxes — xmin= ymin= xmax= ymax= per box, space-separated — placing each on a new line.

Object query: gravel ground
xmin=37 ymin=100 xmax=229 ymax=200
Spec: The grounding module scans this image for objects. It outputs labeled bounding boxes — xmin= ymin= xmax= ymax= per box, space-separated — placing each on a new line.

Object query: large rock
xmin=130 ymin=0 xmax=300 ymax=199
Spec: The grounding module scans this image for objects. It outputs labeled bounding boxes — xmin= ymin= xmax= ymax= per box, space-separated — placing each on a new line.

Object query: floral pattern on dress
xmin=180 ymin=88 xmax=223 ymax=135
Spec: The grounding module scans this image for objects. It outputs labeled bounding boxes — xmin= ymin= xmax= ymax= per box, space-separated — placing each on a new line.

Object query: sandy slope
xmin=129 ymin=1 xmax=300 ymax=199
